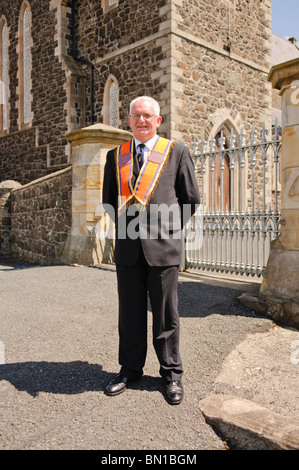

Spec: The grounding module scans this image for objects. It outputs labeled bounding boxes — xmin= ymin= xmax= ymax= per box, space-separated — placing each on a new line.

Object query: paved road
xmin=0 ymin=260 xmax=296 ymax=450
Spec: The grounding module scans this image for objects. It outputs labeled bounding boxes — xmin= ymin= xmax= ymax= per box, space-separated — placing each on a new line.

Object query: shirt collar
xmin=134 ymin=135 xmax=158 ymax=151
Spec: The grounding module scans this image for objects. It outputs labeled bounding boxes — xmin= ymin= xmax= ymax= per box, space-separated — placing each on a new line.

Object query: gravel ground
xmin=0 ymin=260 xmax=274 ymax=450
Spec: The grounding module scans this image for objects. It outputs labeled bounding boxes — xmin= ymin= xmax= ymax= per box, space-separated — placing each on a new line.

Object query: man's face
xmin=128 ymin=98 xmax=162 ymax=143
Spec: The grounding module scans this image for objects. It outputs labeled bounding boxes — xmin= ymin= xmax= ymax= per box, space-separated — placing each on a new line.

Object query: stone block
xmin=260 ymin=243 xmax=299 ymax=306
xmin=199 ymin=394 xmax=299 ymax=450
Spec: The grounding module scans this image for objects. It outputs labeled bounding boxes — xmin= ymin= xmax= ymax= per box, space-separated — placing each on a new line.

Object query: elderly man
xmin=102 ymin=96 xmax=200 ymax=404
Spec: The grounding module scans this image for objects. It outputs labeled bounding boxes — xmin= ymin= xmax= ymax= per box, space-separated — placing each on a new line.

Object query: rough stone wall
xmin=0 ymin=128 xmax=49 ymax=183
xmin=95 ymin=39 xmax=170 ymax=134
xmin=75 ymin=0 xmax=170 ymax=131
xmin=173 ymin=41 xmax=272 ymax=140
xmin=11 ymin=167 xmax=72 ymax=264
xmin=175 ymin=0 xmax=271 ymax=69
xmin=170 ymin=0 xmax=272 ymax=142
xmin=25 ymin=1 xmax=69 ymax=165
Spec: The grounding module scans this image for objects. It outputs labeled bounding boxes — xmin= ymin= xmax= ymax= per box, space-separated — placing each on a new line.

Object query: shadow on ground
xmin=0 ymin=361 xmax=163 ymax=398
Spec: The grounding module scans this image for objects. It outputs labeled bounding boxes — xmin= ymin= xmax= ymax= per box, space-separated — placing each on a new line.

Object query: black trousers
xmin=116 ymin=250 xmax=183 ymax=382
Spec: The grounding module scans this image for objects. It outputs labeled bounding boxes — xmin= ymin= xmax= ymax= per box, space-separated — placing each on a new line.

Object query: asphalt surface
xmin=0 ymin=259 xmax=298 ymax=451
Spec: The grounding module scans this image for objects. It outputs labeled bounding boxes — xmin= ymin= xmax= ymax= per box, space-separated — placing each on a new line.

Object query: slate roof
xmin=272 ymin=32 xmax=299 ymax=66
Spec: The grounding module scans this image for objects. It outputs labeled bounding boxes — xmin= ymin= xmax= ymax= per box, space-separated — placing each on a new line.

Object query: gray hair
xmin=129 ymin=96 xmax=160 ymax=116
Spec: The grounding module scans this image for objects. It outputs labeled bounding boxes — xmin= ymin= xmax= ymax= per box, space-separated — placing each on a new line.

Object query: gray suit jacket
xmin=103 ymin=140 xmax=200 ymax=266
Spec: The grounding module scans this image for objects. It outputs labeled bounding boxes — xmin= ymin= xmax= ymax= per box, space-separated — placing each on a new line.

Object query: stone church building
xmin=0 ymin=0 xmax=299 ymax=265
xmin=0 ymin=0 xmax=276 ymax=185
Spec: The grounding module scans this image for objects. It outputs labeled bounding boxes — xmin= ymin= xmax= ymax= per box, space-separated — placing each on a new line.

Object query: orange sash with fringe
xmin=115 ymin=136 xmax=173 ymax=212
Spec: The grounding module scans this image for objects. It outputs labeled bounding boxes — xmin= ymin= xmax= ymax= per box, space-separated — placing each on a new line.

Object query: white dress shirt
xmin=134 ymin=135 xmax=159 ymax=163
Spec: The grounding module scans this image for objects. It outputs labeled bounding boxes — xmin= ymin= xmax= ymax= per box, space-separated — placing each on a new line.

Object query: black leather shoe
xmin=105 ymin=374 xmax=129 ymax=396
xmin=166 ymin=380 xmax=184 ymax=405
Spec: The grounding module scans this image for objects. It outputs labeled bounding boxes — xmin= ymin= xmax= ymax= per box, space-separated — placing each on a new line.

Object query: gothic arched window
xmin=23 ymin=6 xmax=31 ymax=123
xmin=109 ymin=82 xmax=118 ymax=127
xmin=17 ymin=2 xmax=32 ymax=128
xmin=103 ymin=75 xmax=119 ymax=128
xmin=0 ymin=18 xmax=9 ymax=133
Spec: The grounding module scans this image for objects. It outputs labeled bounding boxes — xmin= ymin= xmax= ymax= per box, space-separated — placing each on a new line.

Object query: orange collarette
xmin=115 ymin=136 xmax=173 ymax=212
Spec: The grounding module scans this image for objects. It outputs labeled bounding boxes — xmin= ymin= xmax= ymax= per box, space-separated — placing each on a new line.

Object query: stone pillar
xmin=259 ymin=58 xmax=299 ymax=327
xmin=62 ymin=123 xmax=132 ymax=266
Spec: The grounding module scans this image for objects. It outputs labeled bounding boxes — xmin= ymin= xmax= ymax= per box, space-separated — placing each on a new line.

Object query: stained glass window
xmin=109 ymin=82 xmax=118 ymax=127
